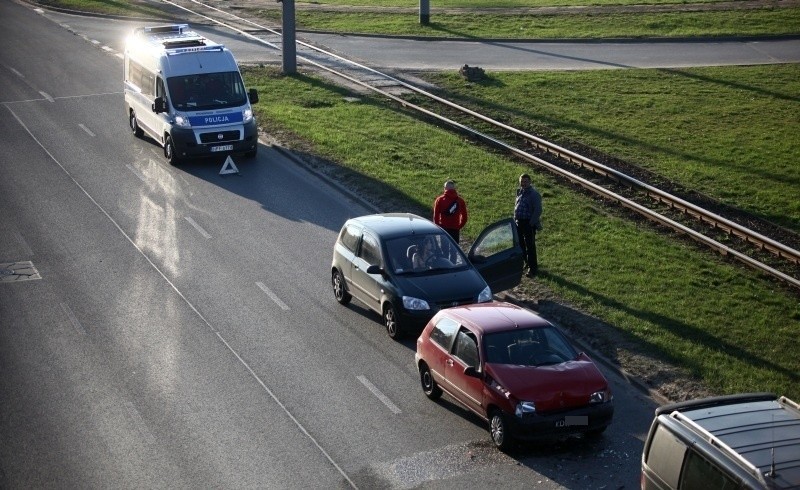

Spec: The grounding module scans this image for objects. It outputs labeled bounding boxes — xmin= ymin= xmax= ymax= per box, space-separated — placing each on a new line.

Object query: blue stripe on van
xmin=189 ymin=112 xmax=243 ymax=127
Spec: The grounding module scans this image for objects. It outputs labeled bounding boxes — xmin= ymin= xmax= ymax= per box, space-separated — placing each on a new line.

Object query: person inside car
xmin=412 ymin=236 xmax=442 ymax=270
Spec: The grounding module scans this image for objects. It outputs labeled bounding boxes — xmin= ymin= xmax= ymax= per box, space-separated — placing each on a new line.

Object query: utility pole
xmin=279 ymin=0 xmax=297 ymax=74
xmin=420 ymin=0 xmax=430 ymax=25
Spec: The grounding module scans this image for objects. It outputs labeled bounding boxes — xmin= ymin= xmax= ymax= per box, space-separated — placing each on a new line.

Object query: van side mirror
xmin=248 ymin=88 xmax=259 ymax=104
xmin=152 ymin=96 xmax=166 ymax=114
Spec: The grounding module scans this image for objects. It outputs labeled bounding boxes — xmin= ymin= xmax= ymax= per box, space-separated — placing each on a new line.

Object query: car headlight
xmin=515 ymin=401 xmax=536 ymax=417
xmin=590 ymin=389 xmax=613 ymax=404
xmin=477 ymin=285 xmax=492 ymax=303
xmin=174 ymin=113 xmax=191 ymax=128
xmin=402 ymin=296 xmax=430 ymax=311
xmin=243 ymin=108 xmax=254 ymax=123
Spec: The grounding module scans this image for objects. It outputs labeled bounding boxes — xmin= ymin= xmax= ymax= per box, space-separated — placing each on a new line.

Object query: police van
xmin=124 ymin=24 xmax=259 ymax=165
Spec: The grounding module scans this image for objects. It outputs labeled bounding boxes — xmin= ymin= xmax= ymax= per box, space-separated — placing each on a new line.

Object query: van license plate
xmin=211 ymin=144 xmax=233 ymax=152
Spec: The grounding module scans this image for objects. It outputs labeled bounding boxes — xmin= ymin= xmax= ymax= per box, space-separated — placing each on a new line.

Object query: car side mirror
xmin=463 ymin=366 xmax=480 ymax=378
xmin=152 ymin=96 xmax=166 ymax=114
xmin=365 ymin=264 xmax=383 ymax=275
xmin=248 ymin=88 xmax=259 ymax=104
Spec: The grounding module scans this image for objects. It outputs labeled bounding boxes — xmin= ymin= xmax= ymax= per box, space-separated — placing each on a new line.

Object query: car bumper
xmin=170 ymin=120 xmax=258 ymax=158
xmin=508 ymin=402 xmax=614 ymax=440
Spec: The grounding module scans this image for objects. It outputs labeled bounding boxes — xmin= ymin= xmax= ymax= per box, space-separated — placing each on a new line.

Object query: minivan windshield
xmin=385 ymin=233 xmax=469 ymax=275
xmin=167 ymin=71 xmax=247 ymax=111
xmin=483 ymin=326 xmax=578 ymax=366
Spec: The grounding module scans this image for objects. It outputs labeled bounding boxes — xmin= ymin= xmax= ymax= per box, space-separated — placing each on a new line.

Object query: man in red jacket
xmin=433 ymin=180 xmax=468 ymax=244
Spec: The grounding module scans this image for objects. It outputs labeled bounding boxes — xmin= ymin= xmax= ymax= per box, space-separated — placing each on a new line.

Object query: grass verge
xmin=249 ymin=8 xmax=800 ymax=39
xmin=421 ymin=65 xmax=800 ymax=233
xmin=34 ymin=0 xmax=171 ymax=18
xmin=243 ymin=65 xmax=800 ymax=400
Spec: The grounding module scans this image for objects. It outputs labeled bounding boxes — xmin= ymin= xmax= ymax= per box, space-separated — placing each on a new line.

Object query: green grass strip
xmin=251 ymin=8 xmax=800 ymax=39
xmin=424 ymin=65 xmax=800 ymax=233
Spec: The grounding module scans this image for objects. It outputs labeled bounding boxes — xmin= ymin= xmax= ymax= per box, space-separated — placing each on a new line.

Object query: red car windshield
xmin=483 ymin=326 xmax=578 ymax=366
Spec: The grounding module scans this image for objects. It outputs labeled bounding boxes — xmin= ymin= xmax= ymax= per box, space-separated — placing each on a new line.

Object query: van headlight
xmin=402 ymin=296 xmax=430 ymax=311
xmin=478 ymin=285 xmax=492 ymax=303
xmin=174 ymin=113 xmax=191 ymax=128
xmin=243 ymin=108 xmax=254 ymax=123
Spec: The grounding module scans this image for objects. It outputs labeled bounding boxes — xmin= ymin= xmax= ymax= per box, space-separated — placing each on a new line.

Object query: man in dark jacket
xmin=433 ymin=180 xmax=468 ymax=243
xmin=514 ymin=173 xmax=542 ymax=277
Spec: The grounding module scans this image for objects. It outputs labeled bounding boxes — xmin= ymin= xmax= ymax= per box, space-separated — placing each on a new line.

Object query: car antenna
xmin=768 ymin=413 xmax=777 ymax=478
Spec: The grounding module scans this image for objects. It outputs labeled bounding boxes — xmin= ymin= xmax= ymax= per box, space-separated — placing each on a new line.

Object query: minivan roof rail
xmin=669 ymin=410 xmax=770 ymax=486
xmin=655 ymin=392 xmax=776 ymax=417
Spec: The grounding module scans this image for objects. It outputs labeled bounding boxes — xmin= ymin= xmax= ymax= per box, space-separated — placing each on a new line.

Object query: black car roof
xmin=348 ymin=213 xmax=443 ymax=240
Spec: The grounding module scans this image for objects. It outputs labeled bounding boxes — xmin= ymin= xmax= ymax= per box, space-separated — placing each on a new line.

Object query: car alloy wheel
xmin=420 ymin=363 xmax=442 ymax=400
xmin=384 ymin=304 xmax=402 ymax=340
xmin=331 ymin=270 xmax=351 ymax=305
xmin=490 ymin=410 xmax=512 ymax=451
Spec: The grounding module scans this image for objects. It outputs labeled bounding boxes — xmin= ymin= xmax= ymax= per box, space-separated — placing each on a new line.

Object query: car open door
xmin=468 ymin=218 xmax=524 ymax=293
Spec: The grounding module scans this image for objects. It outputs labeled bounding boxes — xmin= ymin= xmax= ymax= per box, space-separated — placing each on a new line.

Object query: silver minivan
xmin=641 ymin=393 xmax=800 ymax=489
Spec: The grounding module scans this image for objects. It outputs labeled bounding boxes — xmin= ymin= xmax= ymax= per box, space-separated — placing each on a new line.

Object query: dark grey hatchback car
xmin=331 ymin=213 xmax=524 ymax=339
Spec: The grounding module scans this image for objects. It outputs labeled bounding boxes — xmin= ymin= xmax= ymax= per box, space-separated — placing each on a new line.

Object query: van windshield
xmin=167 ymin=72 xmax=247 ymax=111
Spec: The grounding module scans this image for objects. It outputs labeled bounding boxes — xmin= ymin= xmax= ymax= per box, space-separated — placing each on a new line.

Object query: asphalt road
xmin=0 ymin=1 xmax=680 ymax=488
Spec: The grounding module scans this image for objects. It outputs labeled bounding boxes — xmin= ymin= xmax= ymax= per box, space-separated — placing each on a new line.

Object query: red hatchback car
xmin=415 ymin=301 xmax=614 ymax=450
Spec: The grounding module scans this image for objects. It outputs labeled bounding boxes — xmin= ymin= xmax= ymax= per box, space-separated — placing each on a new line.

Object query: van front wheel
xmin=164 ymin=135 xmax=180 ymax=166
xmin=130 ymin=111 xmax=143 ymax=138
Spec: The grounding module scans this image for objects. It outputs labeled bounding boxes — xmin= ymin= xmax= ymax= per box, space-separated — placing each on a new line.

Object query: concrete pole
xmin=419 ymin=0 xmax=430 ymax=25
xmin=281 ymin=0 xmax=297 ymax=74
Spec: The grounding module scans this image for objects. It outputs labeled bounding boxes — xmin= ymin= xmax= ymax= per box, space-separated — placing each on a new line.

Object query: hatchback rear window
xmin=339 ymin=224 xmax=361 ymax=253
xmin=430 ymin=317 xmax=459 ymax=349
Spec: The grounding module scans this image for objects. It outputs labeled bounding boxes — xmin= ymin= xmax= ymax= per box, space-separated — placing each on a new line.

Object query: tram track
xmin=161 ymin=0 xmax=800 ymax=290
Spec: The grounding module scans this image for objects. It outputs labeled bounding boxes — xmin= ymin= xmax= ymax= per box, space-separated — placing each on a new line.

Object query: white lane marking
xmin=216 ymin=332 xmax=357 ymax=488
xmin=78 ymin=124 xmax=95 ymax=137
xmin=184 ymin=216 xmax=211 ymax=239
xmin=115 ymin=53 xmax=124 ymax=60
xmin=14 ymin=231 xmax=33 ymax=256
xmin=357 ymin=375 xmax=402 ymax=414
xmin=6 ymin=104 xmax=354 ymax=489
xmin=124 ymin=402 xmax=156 ymax=445
xmin=101 ymin=46 xmax=114 ymax=53
xmin=256 ymin=282 xmax=290 ymax=311
xmin=2 ymin=92 xmax=123 ymax=106
xmin=9 ymin=67 xmax=23 ymax=78
xmin=126 ymin=164 xmax=148 ymax=183
xmin=60 ymin=302 xmax=85 ymax=335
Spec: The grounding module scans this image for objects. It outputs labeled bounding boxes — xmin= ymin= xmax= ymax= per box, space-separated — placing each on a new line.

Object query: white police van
xmin=124 ymin=24 xmax=259 ymax=165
